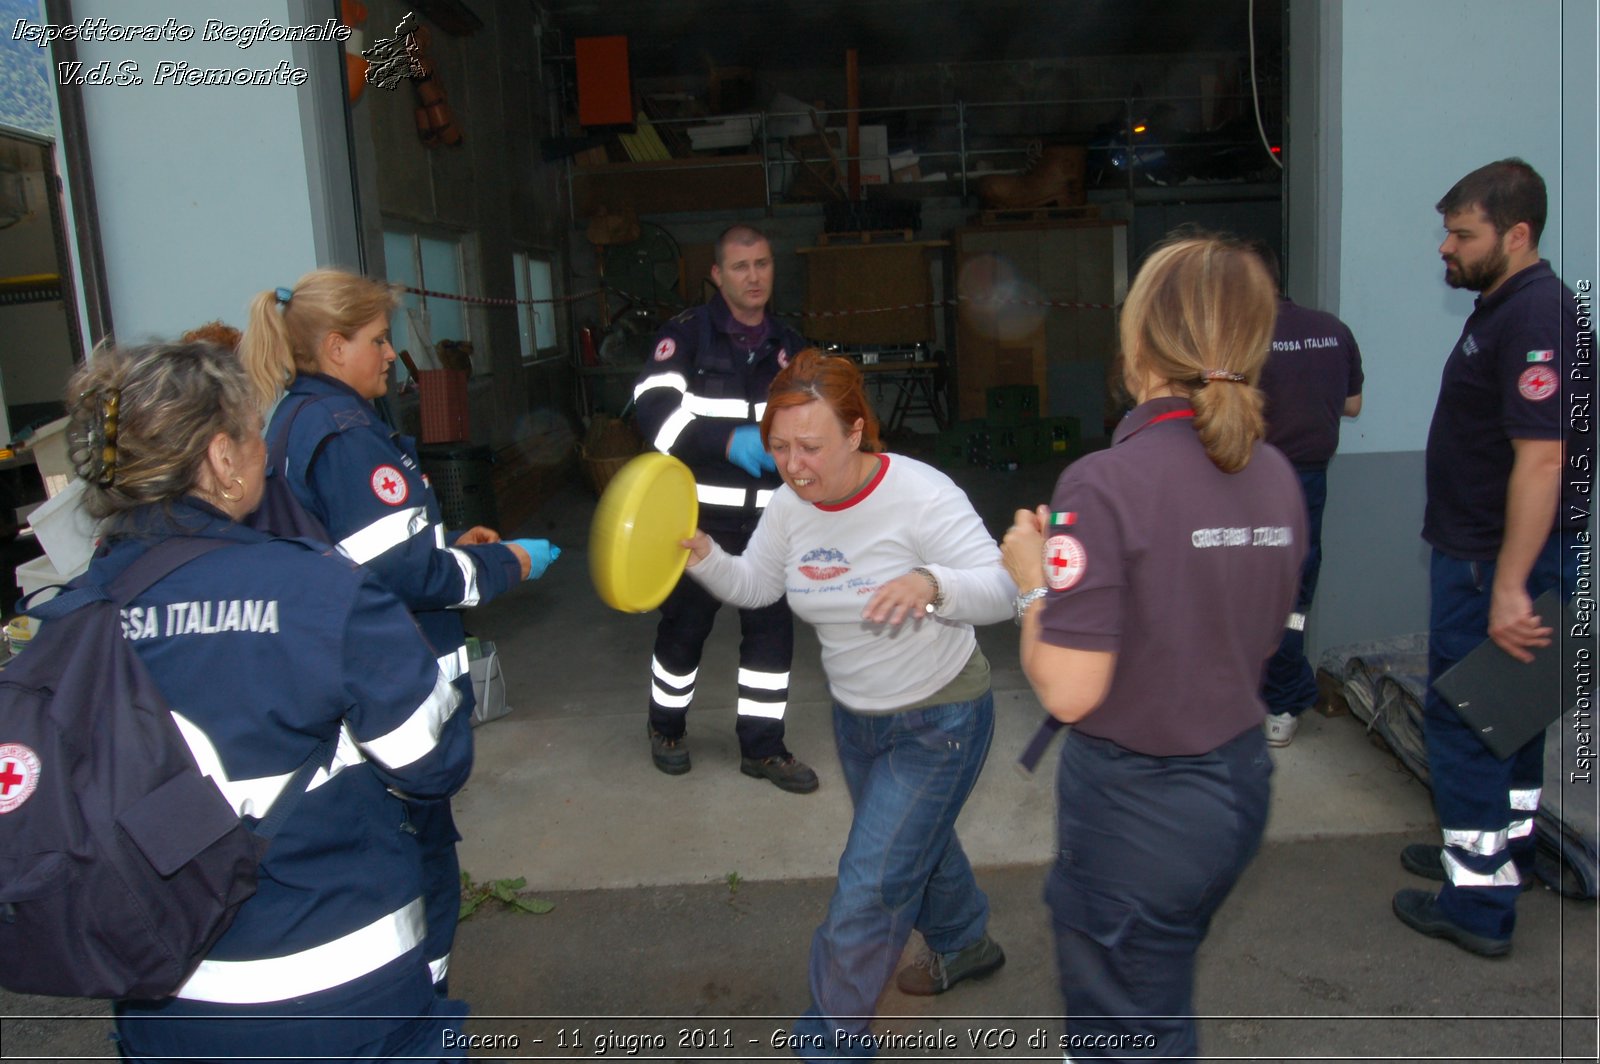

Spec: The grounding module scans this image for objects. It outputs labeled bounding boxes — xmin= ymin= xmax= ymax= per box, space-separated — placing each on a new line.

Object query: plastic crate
xmin=985 ymin=385 xmax=1039 ymax=426
xmin=418 ymin=369 xmax=470 ymax=444
xmin=419 ymin=443 xmax=498 ymax=529
xmin=933 ymin=419 xmax=984 ymax=468
xmin=1015 ymin=422 xmax=1055 ymax=464
xmin=1044 ymin=416 xmax=1082 ymax=455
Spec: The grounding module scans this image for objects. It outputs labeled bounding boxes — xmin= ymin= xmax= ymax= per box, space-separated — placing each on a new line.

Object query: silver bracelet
xmin=1014 ymin=586 xmax=1048 ymax=626
xmin=910 ymin=566 xmax=943 ymax=614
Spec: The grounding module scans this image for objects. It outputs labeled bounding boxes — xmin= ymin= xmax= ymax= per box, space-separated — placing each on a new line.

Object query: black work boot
xmin=648 ymin=721 xmax=690 ymax=775
xmin=739 ymin=753 xmax=818 ymax=794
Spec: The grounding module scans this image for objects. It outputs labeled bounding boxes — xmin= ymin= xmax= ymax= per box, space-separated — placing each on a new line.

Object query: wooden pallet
xmin=978 ymin=204 xmax=1102 ymax=224
xmin=814 ymin=228 xmax=916 ymax=246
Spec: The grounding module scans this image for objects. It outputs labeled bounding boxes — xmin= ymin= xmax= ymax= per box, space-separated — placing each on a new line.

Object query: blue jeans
xmin=1424 ymin=534 xmax=1572 ymax=939
xmin=1261 ymin=468 xmax=1326 ymax=716
xmin=790 ymin=693 xmax=995 ymax=1061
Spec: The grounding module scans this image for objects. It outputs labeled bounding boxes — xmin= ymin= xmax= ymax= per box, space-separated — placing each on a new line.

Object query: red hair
xmin=180 ymin=321 xmax=242 ymax=350
xmin=760 ymin=348 xmax=882 ymax=452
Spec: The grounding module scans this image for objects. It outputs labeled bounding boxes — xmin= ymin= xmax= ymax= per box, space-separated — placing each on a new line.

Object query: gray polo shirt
xmin=1037 ymin=396 xmax=1307 ymax=756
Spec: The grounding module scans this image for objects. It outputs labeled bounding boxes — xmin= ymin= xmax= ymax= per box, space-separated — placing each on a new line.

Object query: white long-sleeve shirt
xmin=689 ymin=454 xmax=1015 ymax=711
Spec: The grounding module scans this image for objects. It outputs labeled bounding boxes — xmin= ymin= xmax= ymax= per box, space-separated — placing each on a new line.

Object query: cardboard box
xmin=29 ymin=416 xmax=72 ymax=498
xmin=25 ymin=477 xmax=97 ymax=576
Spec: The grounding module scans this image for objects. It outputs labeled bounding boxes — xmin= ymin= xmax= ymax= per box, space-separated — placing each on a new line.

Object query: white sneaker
xmin=1265 ymin=712 xmax=1299 ymax=748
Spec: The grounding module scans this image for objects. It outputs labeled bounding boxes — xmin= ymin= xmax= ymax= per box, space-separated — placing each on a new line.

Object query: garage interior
xmin=345 ymin=0 xmax=1285 ymax=525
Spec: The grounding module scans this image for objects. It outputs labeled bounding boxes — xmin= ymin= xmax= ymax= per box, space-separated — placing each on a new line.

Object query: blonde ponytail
xmin=239 ymin=289 xmax=301 ymax=412
xmin=238 ymin=269 xmax=399 ymax=414
xmin=1190 ymin=375 xmax=1265 ymax=474
xmin=1118 ymin=235 xmax=1277 ymax=473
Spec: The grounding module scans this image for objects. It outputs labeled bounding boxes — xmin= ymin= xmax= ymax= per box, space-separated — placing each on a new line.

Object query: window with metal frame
xmin=384 ymin=228 xmax=473 ymax=382
xmin=512 ymin=249 xmax=558 ymax=362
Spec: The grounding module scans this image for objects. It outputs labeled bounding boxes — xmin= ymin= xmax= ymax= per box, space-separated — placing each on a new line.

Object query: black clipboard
xmin=1431 ymin=589 xmax=1577 ymax=759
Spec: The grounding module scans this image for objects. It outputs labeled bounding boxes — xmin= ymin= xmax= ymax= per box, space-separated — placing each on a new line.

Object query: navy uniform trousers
xmin=1048 ymin=727 xmax=1272 ymax=1062
xmin=1424 ymin=531 xmax=1575 ymax=940
xmin=648 ymin=520 xmax=794 ymax=760
xmin=1261 ymin=468 xmax=1327 ymax=715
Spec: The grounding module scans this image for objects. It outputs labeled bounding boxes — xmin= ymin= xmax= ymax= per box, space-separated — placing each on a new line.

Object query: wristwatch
xmin=1014 ymin=586 xmax=1048 ymax=626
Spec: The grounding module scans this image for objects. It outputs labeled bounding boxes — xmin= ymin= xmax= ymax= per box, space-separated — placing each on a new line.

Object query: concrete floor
xmin=2 ymin=445 xmax=1596 ymax=1061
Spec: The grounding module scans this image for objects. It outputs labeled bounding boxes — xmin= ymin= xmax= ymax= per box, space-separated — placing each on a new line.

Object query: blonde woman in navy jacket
xmin=241 ymin=269 xmax=554 ymax=993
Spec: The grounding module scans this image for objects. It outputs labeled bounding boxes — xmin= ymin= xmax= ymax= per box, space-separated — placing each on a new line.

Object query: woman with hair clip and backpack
xmin=1002 ymin=234 xmax=1307 ymax=1061
xmin=239 ymin=268 xmax=558 ymax=996
xmin=67 ymin=341 xmax=472 ymax=1061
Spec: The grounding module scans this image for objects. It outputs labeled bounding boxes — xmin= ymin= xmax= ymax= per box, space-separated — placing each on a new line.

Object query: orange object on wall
xmin=575 ymin=36 xmax=633 ymax=128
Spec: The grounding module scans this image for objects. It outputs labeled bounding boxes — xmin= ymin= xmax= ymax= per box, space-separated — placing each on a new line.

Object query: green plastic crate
xmin=1043 ymin=416 xmax=1081 ymax=455
xmin=985 ymin=385 xmax=1040 ymax=426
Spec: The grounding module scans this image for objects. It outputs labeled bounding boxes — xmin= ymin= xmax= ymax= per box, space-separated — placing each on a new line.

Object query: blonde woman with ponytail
xmin=1001 ymin=234 xmax=1307 ymax=1060
xmin=239 ymin=268 xmax=555 ymax=1004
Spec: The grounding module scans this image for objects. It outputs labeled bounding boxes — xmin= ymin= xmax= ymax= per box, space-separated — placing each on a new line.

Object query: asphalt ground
xmin=3 ymin=441 xmax=1596 ymax=1062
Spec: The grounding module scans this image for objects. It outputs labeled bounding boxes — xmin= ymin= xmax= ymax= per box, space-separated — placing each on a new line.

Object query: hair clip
xmin=98 ymin=388 xmax=119 ymax=487
xmin=1201 ymin=370 xmax=1247 ymax=383
xmin=274 ymin=286 xmax=293 ymax=307
xmin=71 ymin=387 xmax=119 ymax=487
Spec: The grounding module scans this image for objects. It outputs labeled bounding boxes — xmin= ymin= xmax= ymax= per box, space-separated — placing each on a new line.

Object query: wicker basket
xmin=579 ymin=448 xmax=633 ymax=495
xmin=580 ymin=415 xmax=641 ymax=496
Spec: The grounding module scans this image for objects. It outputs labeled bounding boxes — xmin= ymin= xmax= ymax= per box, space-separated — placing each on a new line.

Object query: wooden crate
xmin=953 ymin=220 xmax=1127 ymax=429
xmin=797 ymin=240 xmax=948 ymax=346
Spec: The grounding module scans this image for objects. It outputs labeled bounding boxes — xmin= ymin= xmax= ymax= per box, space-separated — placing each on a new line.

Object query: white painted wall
xmin=1289 ymin=0 xmax=1597 ymax=652
xmin=59 ymin=0 xmax=330 ymax=340
xmin=1333 ymin=0 xmax=1587 ymax=455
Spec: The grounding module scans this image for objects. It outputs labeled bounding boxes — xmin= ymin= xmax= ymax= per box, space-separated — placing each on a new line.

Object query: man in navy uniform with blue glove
xmin=631 ymin=224 xmax=818 ymax=793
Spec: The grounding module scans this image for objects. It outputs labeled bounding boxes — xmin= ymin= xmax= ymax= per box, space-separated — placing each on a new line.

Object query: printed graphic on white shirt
xmin=0 ymin=743 xmax=41 ymax=814
xmin=371 ymin=465 xmax=409 ymax=505
xmin=798 ymin=547 xmax=850 ymax=580
xmin=1045 ymin=534 xmax=1087 ymax=591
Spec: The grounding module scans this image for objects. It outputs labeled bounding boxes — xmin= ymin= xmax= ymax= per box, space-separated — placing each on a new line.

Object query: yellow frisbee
xmin=589 ymin=452 xmax=699 ymax=613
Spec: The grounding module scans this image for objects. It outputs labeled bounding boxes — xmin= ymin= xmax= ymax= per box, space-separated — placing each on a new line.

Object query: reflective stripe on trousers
xmin=176 ymin=897 xmax=426 ymax=1004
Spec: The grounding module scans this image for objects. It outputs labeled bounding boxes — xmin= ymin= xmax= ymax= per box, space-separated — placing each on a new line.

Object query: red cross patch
xmin=1518 ymin=365 xmax=1557 ymax=402
xmin=653 ymin=338 xmax=677 ymax=361
xmin=371 ymin=465 xmax=409 ymax=505
xmin=1044 ymin=533 xmax=1087 ymax=591
xmin=0 ymin=743 xmax=41 ymax=814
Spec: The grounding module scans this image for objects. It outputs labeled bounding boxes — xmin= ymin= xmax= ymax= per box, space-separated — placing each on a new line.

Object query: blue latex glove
xmin=510 ymin=539 xmax=560 ymax=581
xmin=726 ymin=424 xmax=776 ymax=477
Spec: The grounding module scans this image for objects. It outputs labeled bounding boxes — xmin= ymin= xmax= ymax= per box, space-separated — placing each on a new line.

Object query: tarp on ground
xmin=1319 ymin=636 xmax=1597 ymax=899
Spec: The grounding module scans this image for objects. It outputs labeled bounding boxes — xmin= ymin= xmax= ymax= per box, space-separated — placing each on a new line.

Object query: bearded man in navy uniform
xmin=1395 ymin=158 xmax=1591 ymax=957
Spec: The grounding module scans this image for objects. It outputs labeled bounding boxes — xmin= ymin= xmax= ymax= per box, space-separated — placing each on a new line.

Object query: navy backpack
xmin=0 ymin=537 xmax=329 ymax=999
